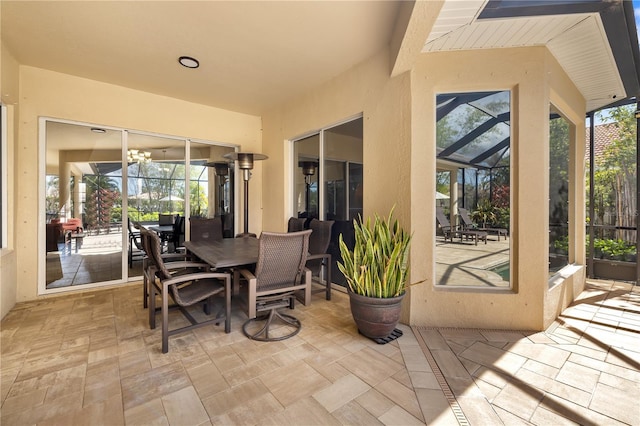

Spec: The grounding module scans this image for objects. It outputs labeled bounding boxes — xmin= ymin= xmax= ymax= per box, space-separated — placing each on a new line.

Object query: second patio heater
xmin=223 ymin=152 xmax=268 ymax=237
xmin=299 ymin=160 xmax=318 ymax=215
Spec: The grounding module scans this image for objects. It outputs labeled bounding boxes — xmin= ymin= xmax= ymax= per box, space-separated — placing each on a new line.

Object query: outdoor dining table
xmin=183 ymin=237 xmax=259 ymax=269
xmin=148 ymin=224 xmax=174 ymax=235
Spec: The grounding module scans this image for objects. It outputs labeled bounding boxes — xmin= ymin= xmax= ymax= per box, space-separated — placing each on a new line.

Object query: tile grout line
xmin=411 ymin=326 xmax=469 ymax=426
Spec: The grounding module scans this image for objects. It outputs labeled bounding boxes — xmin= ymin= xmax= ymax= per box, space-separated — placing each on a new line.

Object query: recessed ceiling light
xmin=90 ymin=127 xmax=106 ymax=133
xmin=179 ymin=56 xmax=199 ymax=69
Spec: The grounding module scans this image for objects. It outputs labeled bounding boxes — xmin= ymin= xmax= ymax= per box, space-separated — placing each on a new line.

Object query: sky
xmin=635 ymin=0 xmax=640 ymax=40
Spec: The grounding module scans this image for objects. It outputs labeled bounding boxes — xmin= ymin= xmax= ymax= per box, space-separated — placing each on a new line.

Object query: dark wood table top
xmin=148 ymin=225 xmax=174 ymax=234
xmin=183 ymin=238 xmax=259 ymax=269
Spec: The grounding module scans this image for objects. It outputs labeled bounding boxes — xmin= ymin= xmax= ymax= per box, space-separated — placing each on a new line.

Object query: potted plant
xmin=337 ymin=208 xmax=412 ymax=339
xmin=470 ymin=200 xmax=496 ymax=228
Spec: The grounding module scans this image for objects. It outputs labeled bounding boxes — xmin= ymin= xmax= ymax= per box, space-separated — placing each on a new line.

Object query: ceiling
xmin=2 ymin=0 xmax=638 ymax=116
xmin=1 ymin=1 xmax=400 ymax=116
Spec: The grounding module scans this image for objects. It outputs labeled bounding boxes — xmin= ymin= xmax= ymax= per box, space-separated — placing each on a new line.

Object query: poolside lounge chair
xmin=458 ymin=207 xmax=508 ymax=241
xmin=436 ymin=207 xmax=487 ymax=245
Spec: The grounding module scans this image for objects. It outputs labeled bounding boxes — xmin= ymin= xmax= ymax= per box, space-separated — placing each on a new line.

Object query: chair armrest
xmin=307 ymin=253 xmax=330 ymax=262
xmin=163 ymin=271 xmax=231 ymax=287
xmin=238 ymin=268 xmax=256 ymax=281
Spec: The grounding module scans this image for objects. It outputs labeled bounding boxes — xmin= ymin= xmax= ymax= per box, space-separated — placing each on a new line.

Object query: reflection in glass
xmin=291 ymin=117 xmax=363 ymax=288
xmin=549 ymin=112 xmax=570 ymax=275
xmin=44 ymin=120 xmax=236 ymax=291
xmin=45 ymin=121 xmax=124 ymax=288
xmin=324 ymin=121 xmax=363 ymax=221
xmin=435 ymin=91 xmax=511 ymax=288
xmin=293 ymin=135 xmax=319 ymax=219
xmin=191 ymin=142 xmax=235 ymax=237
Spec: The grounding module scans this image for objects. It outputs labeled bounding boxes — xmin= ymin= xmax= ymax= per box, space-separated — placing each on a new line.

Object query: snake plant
xmin=338 ymin=208 xmax=411 ymax=298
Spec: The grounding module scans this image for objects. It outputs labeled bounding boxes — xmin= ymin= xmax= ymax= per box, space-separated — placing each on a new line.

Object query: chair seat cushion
xmin=172 ymin=278 xmax=225 ymax=306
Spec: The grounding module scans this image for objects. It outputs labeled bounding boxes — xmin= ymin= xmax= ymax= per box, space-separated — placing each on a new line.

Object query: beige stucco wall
xmin=12 ymin=66 xmax=262 ymax=303
xmin=2 ymin=41 xmax=587 ymax=329
xmin=262 ymin=45 xmax=586 ymax=331
xmin=409 ymin=47 xmax=586 ymax=330
xmin=262 ymin=48 xmax=412 ymax=234
xmin=0 ymin=42 xmax=19 ymax=319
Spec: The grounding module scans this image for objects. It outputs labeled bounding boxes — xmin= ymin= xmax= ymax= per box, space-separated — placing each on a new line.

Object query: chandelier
xmin=127 ymin=149 xmax=152 ymax=163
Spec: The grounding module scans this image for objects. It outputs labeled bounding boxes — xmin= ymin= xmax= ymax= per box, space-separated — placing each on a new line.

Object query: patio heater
xmin=299 ymin=160 xmax=318 ymax=214
xmin=223 ymin=152 xmax=268 ymax=237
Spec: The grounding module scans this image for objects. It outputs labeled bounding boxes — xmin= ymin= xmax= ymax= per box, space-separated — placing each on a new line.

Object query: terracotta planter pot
xmin=348 ymin=290 xmax=405 ymax=339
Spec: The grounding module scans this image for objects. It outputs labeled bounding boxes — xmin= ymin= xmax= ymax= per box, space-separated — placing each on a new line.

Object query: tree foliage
xmin=589 ymin=106 xmax=637 ymax=243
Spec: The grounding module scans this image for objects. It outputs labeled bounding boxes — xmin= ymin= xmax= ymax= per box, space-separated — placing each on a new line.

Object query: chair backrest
xmin=190 ymin=217 xmax=223 ymax=242
xmin=308 ymin=219 xmax=334 ymax=255
xmin=254 ymin=230 xmax=312 ymax=291
xmin=171 ymin=216 xmax=185 ymax=247
xmin=287 ymin=217 xmax=306 ymax=232
xmin=143 ymin=229 xmax=172 ymax=280
xmin=129 ymin=219 xmax=143 ymax=249
xmin=435 ymin=207 xmax=451 ymax=230
xmin=458 ymin=208 xmax=474 ymax=228
xmin=159 ymin=214 xmax=175 ymax=225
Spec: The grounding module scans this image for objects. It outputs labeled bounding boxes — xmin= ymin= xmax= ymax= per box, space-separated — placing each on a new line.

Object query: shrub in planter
xmin=338 ymin=208 xmax=411 ymax=338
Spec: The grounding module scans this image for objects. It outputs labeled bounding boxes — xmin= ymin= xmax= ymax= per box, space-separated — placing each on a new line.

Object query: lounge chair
xmin=458 ymin=207 xmax=507 ymax=241
xmin=436 ymin=207 xmax=487 ymax=245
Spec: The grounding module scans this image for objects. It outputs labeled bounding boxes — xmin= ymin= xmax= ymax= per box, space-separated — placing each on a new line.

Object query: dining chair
xmin=307 ymin=218 xmax=334 ymax=300
xmin=144 ymin=229 xmax=231 ymax=353
xmin=287 ymin=217 xmax=306 ymax=232
xmin=237 ymin=230 xmax=312 ymax=341
xmin=190 ymin=217 xmax=224 ymax=242
xmin=139 ymin=227 xmax=190 ymax=309
xmin=169 ymin=215 xmax=185 ymax=252
xmin=128 ymin=219 xmax=145 ymax=268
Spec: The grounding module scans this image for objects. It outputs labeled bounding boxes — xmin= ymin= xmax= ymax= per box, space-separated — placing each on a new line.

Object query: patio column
xmin=450 ymin=169 xmax=459 ymax=227
xmin=58 ymin=152 xmax=71 ymax=220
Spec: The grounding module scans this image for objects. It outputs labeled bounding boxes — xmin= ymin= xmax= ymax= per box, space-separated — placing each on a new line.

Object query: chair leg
xmin=149 ymin=282 xmax=157 ymax=329
xmin=162 ymin=284 xmax=169 ymax=354
xmin=325 ymin=259 xmax=332 ymax=301
xmin=143 ymin=275 xmax=148 ymax=309
xmin=225 ymin=276 xmax=231 ymax=333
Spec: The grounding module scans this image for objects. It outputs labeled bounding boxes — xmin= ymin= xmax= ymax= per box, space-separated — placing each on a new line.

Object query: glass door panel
xmin=127 ymin=134 xmax=185 ymax=263
xmin=45 ymin=121 xmax=124 ymax=288
xmin=293 ymin=134 xmax=320 ymax=220
xmin=189 ymin=142 xmax=236 ymax=238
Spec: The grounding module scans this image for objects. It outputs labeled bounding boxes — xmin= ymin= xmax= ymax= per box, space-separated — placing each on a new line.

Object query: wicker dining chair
xmin=287 ymin=217 xmax=306 ymax=232
xmin=306 ymin=219 xmax=334 ymax=300
xmin=140 ymin=227 xmax=190 ymax=309
xmin=238 ymin=230 xmax=312 ymax=341
xmin=144 ymin=229 xmax=231 ymax=353
xmin=190 ymin=217 xmax=224 ymax=242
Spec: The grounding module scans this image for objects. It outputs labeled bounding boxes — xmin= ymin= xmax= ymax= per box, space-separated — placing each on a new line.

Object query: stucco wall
xmin=261 ymin=48 xmax=412 ymax=234
xmin=409 ymin=47 xmax=586 ymax=330
xmin=1 ymin=42 xmax=19 ymax=319
xmin=13 ymin=66 xmax=262 ymax=303
xmin=262 ymin=45 xmax=586 ymax=331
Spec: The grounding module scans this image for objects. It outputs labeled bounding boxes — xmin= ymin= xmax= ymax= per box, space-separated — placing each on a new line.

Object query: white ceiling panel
xmin=424 ymin=5 xmax=625 ymax=112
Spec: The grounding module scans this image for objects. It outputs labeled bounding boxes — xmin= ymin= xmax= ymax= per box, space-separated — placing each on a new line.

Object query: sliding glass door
xmin=41 ymin=119 xmax=237 ymax=293
xmin=292 ymin=116 xmax=363 ymax=286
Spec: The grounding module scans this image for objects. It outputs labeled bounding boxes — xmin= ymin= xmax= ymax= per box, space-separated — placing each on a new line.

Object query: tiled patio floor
xmin=1 ymin=278 xmax=638 ymax=425
xmin=415 ymin=278 xmax=640 ymax=425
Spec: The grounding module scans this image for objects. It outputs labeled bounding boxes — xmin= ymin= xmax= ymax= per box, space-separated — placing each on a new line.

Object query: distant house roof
xmin=585 ymin=122 xmax=620 ymax=163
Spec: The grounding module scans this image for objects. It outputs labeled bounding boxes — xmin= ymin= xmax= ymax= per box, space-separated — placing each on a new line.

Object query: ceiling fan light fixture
xmin=179 ymin=56 xmax=199 ymax=69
